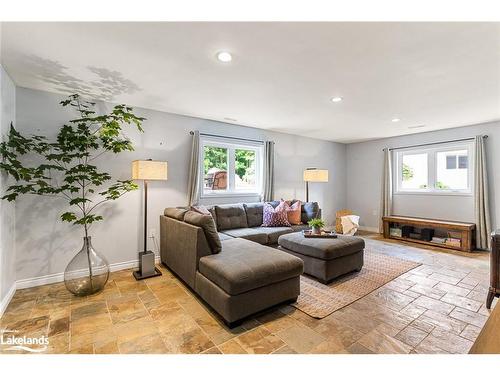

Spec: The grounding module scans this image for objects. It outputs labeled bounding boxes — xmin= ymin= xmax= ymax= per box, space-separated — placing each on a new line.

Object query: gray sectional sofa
xmin=160 ymin=201 xmax=320 ymax=326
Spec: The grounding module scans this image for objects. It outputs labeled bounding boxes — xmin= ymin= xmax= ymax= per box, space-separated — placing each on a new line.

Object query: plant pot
xmin=64 ymin=236 xmax=110 ymax=296
xmin=311 ymin=226 xmax=322 ymax=235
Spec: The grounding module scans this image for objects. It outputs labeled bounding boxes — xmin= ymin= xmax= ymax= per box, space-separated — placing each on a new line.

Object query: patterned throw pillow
xmin=262 ymin=201 xmax=291 ymax=227
xmin=284 ymin=199 xmax=302 ymax=225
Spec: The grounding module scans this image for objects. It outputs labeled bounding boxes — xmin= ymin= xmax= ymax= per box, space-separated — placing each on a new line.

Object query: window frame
xmin=199 ymin=135 xmax=264 ymax=199
xmin=394 ymin=141 xmax=474 ymax=196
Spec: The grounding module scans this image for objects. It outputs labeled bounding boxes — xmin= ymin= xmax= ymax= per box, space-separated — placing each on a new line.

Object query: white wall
xmin=346 ymin=121 xmax=500 ymax=231
xmin=0 ymin=64 xmax=17 ymax=310
xmin=14 ymin=87 xmax=346 ymax=281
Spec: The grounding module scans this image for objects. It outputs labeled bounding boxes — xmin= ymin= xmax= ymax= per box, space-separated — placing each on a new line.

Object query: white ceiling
xmin=1 ymin=22 xmax=499 ymax=143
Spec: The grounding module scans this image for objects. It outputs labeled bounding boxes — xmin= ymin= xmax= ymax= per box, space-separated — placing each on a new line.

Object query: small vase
xmin=64 ymin=236 xmax=110 ymax=296
xmin=311 ymin=226 xmax=322 ymax=235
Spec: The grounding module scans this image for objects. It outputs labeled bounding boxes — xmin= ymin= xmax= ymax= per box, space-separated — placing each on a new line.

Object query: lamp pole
xmin=143 ymin=179 xmax=148 ymax=254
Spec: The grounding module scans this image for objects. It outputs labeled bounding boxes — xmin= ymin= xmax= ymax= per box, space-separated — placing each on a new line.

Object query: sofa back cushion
xmin=243 ymin=203 xmax=264 ymax=227
xmin=214 ymin=204 xmax=248 ymax=230
xmin=164 ymin=207 xmax=188 ymax=221
xmin=262 ymin=201 xmax=291 ymax=227
xmin=184 ymin=210 xmax=222 ymax=254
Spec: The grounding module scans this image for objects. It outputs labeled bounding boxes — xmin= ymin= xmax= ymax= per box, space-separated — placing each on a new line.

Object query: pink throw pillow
xmin=284 ymin=200 xmax=302 ymax=225
xmin=262 ymin=201 xmax=291 ymax=227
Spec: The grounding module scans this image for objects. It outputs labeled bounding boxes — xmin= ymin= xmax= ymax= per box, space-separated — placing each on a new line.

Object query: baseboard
xmin=16 ymin=255 xmax=161 ymax=290
xmin=0 ymin=283 xmax=17 ymax=317
xmin=359 ymin=226 xmax=380 ymax=233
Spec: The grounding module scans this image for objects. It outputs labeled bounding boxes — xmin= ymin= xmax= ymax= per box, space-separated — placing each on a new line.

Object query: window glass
xmin=203 ymin=146 xmax=228 ymax=191
xmin=436 ymin=149 xmax=468 ymax=190
xmin=235 ymin=149 xmax=256 ymax=190
xmin=458 ymin=155 xmax=468 ymax=169
xmin=201 ymin=138 xmax=263 ymax=196
xmin=401 ymin=153 xmax=428 ymax=190
xmin=446 ymin=155 xmax=457 ymax=169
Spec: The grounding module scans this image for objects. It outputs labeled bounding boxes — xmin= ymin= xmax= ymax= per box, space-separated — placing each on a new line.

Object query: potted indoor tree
xmin=308 ymin=218 xmax=325 ymax=235
xmin=0 ymin=94 xmax=145 ymax=296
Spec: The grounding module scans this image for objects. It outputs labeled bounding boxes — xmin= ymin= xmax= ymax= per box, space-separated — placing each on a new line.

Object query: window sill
xmin=394 ymin=191 xmax=473 ymax=197
xmin=201 ymin=192 xmax=262 ymax=199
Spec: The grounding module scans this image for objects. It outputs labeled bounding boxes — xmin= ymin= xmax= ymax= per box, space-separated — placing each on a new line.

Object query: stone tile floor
xmin=0 ymin=233 xmax=495 ymax=354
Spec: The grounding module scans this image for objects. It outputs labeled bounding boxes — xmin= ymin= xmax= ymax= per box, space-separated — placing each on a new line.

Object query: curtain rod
xmin=384 ymin=135 xmax=488 ymax=151
xmin=189 ymin=131 xmax=266 ymax=144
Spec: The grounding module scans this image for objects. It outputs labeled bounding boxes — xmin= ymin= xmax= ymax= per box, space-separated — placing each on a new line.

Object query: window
xmin=200 ymin=136 xmax=263 ymax=197
xmin=395 ymin=142 xmax=473 ymax=194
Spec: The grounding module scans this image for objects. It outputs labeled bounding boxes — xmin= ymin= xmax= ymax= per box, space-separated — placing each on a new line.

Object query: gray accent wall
xmin=0 ymin=65 xmax=16 ymax=305
xmin=346 ymin=121 xmax=500 ymax=231
xmin=14 ymin=87 xmax=346 ymax=281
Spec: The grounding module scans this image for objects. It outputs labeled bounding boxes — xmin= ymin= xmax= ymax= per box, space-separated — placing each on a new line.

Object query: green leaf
xmin=61 ymin=212 xmax=77 ymax=222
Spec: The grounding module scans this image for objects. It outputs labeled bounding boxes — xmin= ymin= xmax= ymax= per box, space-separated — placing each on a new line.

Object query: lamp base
xmin=133 ymin=250 xmax=162 ymax=280
xmin=133 ymin=267 xmax=162 ymax=280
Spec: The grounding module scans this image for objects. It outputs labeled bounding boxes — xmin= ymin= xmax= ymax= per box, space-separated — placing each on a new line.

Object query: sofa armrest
xmin=160 ymin=215 xmax=212 ymax=289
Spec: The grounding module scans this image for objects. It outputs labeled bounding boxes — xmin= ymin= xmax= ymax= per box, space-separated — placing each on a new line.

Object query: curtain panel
xmin=380 ymin=148 xmax=393 ymax=233
xmin=262 ymin=140 xmax=275 ymax=202
xmin=474 ymin=135 xmax=492 ymax=250
xmin=187 ymin=130 xmax=201 ymax=206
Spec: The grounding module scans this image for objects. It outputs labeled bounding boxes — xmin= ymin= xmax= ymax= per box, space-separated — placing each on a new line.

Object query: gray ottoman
xmin=278 ymin=232 xmax=364 ymax=284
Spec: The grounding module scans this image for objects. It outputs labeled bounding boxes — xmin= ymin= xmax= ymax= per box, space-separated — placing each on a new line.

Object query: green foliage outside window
xmin=203 ymin=146 xmax=256 ymax=180
xmin=235 ymin=149 xmax=255 ymax=180
xmin=402 ymin=163 xmax=414 ymax=181
xmin=435 ymin=181 xmax=450 ymax=189
xmin=203 ymin=146 xmax=227 ymax=174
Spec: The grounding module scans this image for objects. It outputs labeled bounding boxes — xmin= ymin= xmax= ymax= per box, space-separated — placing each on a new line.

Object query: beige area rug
xmin=293 ymin=249 xmax=420 ymax=319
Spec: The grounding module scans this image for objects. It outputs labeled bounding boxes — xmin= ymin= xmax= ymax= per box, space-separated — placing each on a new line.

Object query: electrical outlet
xmin=149 ymin=228 xmax=156 ymax=238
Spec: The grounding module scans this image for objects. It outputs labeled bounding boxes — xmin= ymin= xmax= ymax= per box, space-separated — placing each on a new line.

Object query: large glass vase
xmin=64 ymin=236 xmax=110 ymax=296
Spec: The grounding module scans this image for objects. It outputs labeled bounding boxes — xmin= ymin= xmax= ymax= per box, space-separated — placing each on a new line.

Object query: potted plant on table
xmin=0 ymin=94 xmax=145 ymax=296
xmin=308 ymin=218 xmax=325 ymax=235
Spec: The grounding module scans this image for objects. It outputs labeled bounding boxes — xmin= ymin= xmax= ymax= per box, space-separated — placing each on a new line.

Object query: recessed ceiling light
xmin=216 ymin=51 xmax=232 ymax=62
xmin=331 ymin=97 xmax=343 ymax=103
xmin=391 ymin=118 xmax=401 ymax=123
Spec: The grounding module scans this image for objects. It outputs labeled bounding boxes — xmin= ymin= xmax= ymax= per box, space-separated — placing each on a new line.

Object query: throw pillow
xmin=284 ymin=199 xmax=302 ymax=225
xmin=184 ymin=210 xmax=222 ymax=254
xmin=190 ymin=205 xmax=211 ymax=215
xmin=262 ymin=201 xmax=291 ymax=227
xmin=164 ymin=207 xmax=188 ymax=221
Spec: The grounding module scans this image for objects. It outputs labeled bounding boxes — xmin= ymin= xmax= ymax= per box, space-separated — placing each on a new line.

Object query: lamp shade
xmin=132 ymin=160 xmax=168 ymax=180
xmin=303 ymin=168 xmax=328 ymax=182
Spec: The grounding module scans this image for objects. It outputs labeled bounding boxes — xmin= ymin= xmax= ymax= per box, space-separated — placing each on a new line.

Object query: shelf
xmin=382 ymin=215 xmax=475 ymax=252
xmin=388 ymin=236 xmax=463 ymax=251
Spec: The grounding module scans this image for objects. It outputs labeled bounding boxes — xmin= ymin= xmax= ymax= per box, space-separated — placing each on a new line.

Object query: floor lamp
xmin=132 ymin=159 xmax=168 ymax=280
xmin=303 ymin=168 xmax=329 ymax=202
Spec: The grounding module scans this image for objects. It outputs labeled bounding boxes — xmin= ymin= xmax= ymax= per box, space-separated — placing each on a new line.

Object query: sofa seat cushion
xmin=218 ymin=232 xmax=234 ymax=241
xmin=220 ymin=228 xmax=268 ymax=244
xmin=252 ymin=226 xmax=294 ymax=244
xmin=278 ymin=232 xmax=365 ymax=260
xmin=215 ymin=204 xmax=248 ymax=230
xmin=198 ymin=238 xmax=303 ymax=295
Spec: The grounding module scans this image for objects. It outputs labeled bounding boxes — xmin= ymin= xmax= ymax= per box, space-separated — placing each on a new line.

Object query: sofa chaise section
xmin=160 ymin=210 xmax=304 ymax=326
